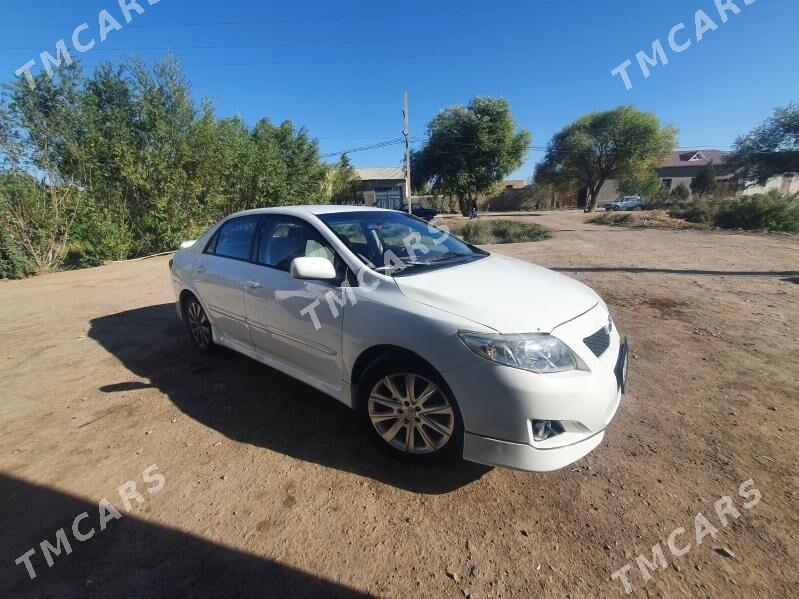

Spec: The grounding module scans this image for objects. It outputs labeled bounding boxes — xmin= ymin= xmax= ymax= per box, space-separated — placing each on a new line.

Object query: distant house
xmin=657 ymin=150 xmax=738 ymax=196
xmin=596 ymin=150 xmax=799 ymax=206
xmin=353 ymin=167 xmax=406 ymax=209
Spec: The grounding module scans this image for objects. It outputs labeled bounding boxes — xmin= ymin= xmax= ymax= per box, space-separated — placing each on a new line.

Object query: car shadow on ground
xmin=88 ymin=304 xmax=490 ymax=495
xmin=0 ymin=474 xmax=370 ymax=598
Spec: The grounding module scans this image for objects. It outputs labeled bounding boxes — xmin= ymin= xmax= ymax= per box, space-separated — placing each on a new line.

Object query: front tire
xmin=183 ymin=295 xmax=216 ymax=354
xmin=357 ymin=357 xmax=463 ymax=463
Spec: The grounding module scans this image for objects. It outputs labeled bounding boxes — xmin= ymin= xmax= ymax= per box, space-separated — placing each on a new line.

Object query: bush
xmin=66 ymin=203 xmax=134 ymax=268
xmin=589 ymin=214 xmax=614 ymax=225
xmin=679 ymin=198 xmax=718 ymax=225
xmin=671 ymin=183 xmax=690 ymax=201
xmin=616 ymin=191 xmax=799 ymax=232
xmin=714 ymin=191 xmax=799 ymax=232
xmin=589 ymin=210 xmax=702 ymax=229
xmin=0 ymin=173 xmax=81 ymax=276
xmin=0 ymin=228 xmax=36 ymax=279
xmin=454 ymin=219 xmax=550 ymax=244
xmin=0 ymin=56 xmax=331 ymax=278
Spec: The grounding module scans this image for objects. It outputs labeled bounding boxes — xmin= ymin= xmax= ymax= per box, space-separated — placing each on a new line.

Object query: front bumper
xmin=443 ymin=305 xmax=625 ymax=472
xmin=463 ymin=429 xmax=607 ymax=472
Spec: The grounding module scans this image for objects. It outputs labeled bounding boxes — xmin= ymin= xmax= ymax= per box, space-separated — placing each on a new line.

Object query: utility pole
xmin=403 ymin=91 xmax=411 ymax=214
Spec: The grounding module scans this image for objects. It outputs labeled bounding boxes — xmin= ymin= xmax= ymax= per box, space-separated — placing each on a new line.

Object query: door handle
xmin=196 ymin=265 xmax=206 ymax=274
xmin=244 ymin=280 xmax=262 ymax=289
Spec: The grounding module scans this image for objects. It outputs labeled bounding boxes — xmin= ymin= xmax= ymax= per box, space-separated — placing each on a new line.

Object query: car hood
xmin=394 ymin=254 xmax=599 ymax=333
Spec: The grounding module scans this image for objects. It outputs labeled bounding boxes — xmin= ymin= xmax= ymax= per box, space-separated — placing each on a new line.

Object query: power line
xmin=320 ymin=139 xmax=405 ymax=159
xmin=0 ymin=19 xmax=638 ymax=52
xmin=0 ymin=1 xmax=586 ymax=29
xmin=0 ymin=38 xmax=629 ymax=70
xmin=320 ymin=135 xmax=770 ymax=160
xmin=411 ymin=135 xmax=741 ymax=150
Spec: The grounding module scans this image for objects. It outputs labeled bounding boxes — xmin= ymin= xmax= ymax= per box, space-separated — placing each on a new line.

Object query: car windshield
xmin=317 ymin=211 xmax=486 ymax=275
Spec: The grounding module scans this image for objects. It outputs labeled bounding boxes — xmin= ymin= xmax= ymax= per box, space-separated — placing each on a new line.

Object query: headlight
xmin=458 ymin=332 xmax=583 ymax=373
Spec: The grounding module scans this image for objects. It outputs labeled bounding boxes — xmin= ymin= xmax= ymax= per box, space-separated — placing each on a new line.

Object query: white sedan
xmin=170 ymin=206 xmax=627 ymax=472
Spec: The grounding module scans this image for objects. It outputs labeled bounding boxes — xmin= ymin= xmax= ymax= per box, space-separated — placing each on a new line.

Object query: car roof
xmin=228 ymin=205 xmax=395 ymax=218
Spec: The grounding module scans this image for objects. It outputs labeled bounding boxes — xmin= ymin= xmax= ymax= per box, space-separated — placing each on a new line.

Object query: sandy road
xmin=1 ymin=211 xmax=797 ymax=597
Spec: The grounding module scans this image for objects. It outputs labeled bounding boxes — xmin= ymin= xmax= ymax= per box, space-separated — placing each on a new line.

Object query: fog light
xmin=532 ymin=420 xmax=552 ymax=441
xmin=532 ymin=419 xmax=565 ymax=442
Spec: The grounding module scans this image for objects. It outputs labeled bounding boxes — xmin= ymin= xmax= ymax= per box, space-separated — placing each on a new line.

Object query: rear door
xmin=194 ymin=215 xmax=261 ymax=350
xmin=243 ymin=215 xmax=345 ymax=389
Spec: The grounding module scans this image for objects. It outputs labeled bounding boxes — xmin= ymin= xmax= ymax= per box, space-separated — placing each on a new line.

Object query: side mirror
xmin=290 ymin=256 xmax=337 ymax=281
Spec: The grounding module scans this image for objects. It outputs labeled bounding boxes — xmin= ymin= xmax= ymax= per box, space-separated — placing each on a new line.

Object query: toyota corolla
xmin=170 ymin=206 xmax=627 ymax=471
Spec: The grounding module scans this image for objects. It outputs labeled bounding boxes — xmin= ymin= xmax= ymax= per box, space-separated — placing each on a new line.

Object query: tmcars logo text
xmin=13 ymin=464 xmax=166 ymax=581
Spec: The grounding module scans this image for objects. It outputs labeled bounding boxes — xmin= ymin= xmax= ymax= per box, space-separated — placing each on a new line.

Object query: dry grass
xmin=449 ymin=219 xmax=550 ymax=244
xmin=589 ymin=209 xmax=706 ymax=229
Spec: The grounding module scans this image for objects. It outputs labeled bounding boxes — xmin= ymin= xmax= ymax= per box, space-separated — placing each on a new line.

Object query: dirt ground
xmin=1 ymin=210 xmax=797 ymax=598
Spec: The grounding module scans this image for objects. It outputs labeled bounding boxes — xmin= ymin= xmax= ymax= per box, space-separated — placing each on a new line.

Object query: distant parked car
xmin=400 ymin=203 xmax=438 ymax=220
xmin=604 ymin=196 xmax=648 ymax=211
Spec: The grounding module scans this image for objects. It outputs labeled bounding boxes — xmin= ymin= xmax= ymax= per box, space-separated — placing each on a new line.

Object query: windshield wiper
xmin=373 ymin=253 xmax=475 ymax=274
xmin=423 ymin=252 xmax=473 ymax=264
xmin=373 ymin=261 xmax=432 ymax=273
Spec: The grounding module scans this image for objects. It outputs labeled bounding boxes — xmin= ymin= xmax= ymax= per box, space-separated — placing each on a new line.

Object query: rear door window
xmin=207 ymin=217 xmax=260 ymax=261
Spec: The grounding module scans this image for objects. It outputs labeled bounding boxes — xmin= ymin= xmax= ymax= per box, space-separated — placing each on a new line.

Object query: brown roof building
xmin=595 ymin=149 xmax=798 ymax=205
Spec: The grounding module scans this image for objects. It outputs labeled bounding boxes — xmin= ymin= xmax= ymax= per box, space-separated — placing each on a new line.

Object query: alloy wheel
xmin=367 ymin=373 xmax=455 ymax=454
xmin=187 ymin=300 xmax=212 ymax=350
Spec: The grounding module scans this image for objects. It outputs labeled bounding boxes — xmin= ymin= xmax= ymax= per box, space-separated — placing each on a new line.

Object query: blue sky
xmin=2 ymin=0 xmax=797 ymax=179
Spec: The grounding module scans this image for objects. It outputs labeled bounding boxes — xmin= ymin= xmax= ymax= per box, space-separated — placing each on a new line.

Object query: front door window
xmin=258 ymin=217 xmax=337 ymax=272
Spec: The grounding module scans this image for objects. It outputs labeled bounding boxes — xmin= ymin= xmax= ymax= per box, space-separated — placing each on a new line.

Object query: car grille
xmin=583 ymin=327 xmax=611 ymax=357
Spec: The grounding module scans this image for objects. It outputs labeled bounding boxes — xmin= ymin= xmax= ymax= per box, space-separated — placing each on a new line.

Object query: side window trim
xmin=203 ymin=230 xmax=220 ymax=255
xmin=260 ymin=214 xmax=281 ymax=270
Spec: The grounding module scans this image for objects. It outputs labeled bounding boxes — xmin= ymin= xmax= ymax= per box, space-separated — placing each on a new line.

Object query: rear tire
xmin=357 ymin=357 xmax=463 ymax=464
xmin=183 ymin=294 xmax=217 ymax=355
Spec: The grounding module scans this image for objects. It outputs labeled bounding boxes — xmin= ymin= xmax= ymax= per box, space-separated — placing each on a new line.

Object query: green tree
xmin=328 ymin=154 xmax=361 ymax=204
xmin=67 ymin=62 xmax=143 ymax=262
xmin=534 ymin=106 xmax=678 ymax=212
xmin=189 ymin=112 xmax=256 ymax=222
xmin=691 ymin=162 xmax=717 ymax=198
xmin=0 ymin=65 xmax=84 ymax=273
xmin=729 ymin=103 xmax=799 ymax=186
xmin=250 ymin=118 xmax=327 ymax=208
xmin=412 ymin=96 xmax=530 ymax=216
xmin=616 ymin=170 xmax=661 ymax=198
xmin=1 ymin=53 xmax=331 ymax=275
xmin=671 ymin=183 xmax=690 ymax=201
